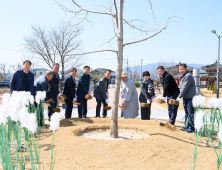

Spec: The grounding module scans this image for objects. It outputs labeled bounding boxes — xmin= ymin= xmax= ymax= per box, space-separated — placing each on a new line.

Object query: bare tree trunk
xmin=110 ymin=0 xmax=123 ymax=138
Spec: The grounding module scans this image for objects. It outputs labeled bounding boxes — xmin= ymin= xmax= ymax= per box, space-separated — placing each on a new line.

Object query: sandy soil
xmin=36 ymin=118 xmax=219 ymax=170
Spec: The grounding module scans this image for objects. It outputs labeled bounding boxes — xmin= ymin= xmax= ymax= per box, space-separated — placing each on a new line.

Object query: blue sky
xmin=0 ymin=0 xmax=221 ymax=71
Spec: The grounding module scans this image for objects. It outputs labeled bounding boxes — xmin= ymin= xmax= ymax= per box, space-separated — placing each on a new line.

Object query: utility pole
xmin=211 ymin=30 xmax=221 ymax=98
xmin=124 ymin=56 xmax=129 ymax=75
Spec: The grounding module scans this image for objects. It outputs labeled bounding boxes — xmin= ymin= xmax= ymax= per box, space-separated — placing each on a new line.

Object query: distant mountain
xmin=123 ymin=62 xmax=206 ymax=73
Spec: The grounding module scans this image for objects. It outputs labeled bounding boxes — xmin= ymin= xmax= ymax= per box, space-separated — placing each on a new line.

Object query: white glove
xmin=164 ymin=97 xmax=167 ymax=101
xmin=58 ymin=92 xmax=62 ymax=97
xmin=148 ymin=89 xmax=151 ymax=93
xmin=105 ymin=99 xmax=109 ymax=104
xmin=147 ymin=100 xmax=151 ymax=104
xmin=106 ymin=92 xmax=109 ymax=95
xmin=73 ymin=98 xmax=77 ymax=102
xmin=177 ymin=98 xmax=181 ymax=102
xmin=121 ymin=99 xmax=125 ymax=104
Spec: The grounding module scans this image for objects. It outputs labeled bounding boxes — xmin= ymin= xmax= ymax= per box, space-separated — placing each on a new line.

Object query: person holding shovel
xmin=94 ymin=69 xmax=111 ymax=118
xmin=63 ymin=67 xmax=77 ymax=119
xmin=139 ymin=71 xmax=155 ymax=120
xmin=34 ymin=70 xmax=54 ymax=126
xmin=176 ymin=63 xmax=196 ymax=133
xmin=120 ymin=72 xmax=139 ymax=119
xmin=157 ymin=66 xmax=180 ymax=125
xmin=48 ymin=63 xmax=61 ymax=121
xmin=76 ymin=66 xmax=91 ymax=118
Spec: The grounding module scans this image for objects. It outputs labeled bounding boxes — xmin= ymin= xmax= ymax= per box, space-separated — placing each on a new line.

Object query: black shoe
xmin=103 ymin=115 xmax=107 ymax=118
xmin=96 ymin=116 xmax=100 ymax=118
xmin=186 ymin=128 xmax=195 ymax=133
xmin=180 ymin=127 xmax=188 ymax=131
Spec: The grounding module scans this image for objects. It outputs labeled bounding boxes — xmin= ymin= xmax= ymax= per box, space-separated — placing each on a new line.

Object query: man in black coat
xmin=10 ymin=60 xmax=34 ymax=96
xmin=139 ymin=71 xmax=155 ymax=120
xmin=76 ymin=66 xmax=91 ymax=118
xmin=48 ymin=63 xmax=60 ymax=121
xmin=63 ymin=67 xmax=77 ymax=119
xmin=157 ymin=66 xmax=180 ymax=125
xmin=94 ymin=69 xmax=111 ymax=118
xmin=34 ymin=70 xmax=54 ymax=126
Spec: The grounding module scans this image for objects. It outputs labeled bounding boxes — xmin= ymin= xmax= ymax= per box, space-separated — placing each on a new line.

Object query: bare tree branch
xmin=123 ymin=27 xmax=165 ymax=47
xmin=112 ymin=0 xmax=118 ymax=27
xmin=95 ymin=35 xmax=116 ymax=50
xmin=123 ymin=19 xmax=158 ymax=33
xmin=55 ymin=0 xmax=114 ymax=16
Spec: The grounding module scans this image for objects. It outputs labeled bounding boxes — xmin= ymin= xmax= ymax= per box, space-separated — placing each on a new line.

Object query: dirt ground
xmin=37 ymin=118 xmax=219 ymax=170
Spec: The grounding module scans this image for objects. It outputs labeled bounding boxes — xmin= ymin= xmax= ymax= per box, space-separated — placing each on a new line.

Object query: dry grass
xmin=0 ymin=88 xmax=10 ymax=95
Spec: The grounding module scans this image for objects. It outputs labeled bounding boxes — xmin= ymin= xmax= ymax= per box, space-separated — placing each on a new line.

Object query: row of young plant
xmin=192 ymin=95 xmax=222 ymax=170
xmin=0 ymin=91 xmax=60 ymax=170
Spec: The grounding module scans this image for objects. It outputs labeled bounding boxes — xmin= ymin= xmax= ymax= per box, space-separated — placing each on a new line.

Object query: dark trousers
xmin=96 ymin=98 xmax=108 ymax=117
xmin=141 ymin=104 xmax=151 ymax=120
xmin=65 ymin=99 xmax=73 ymax=119
xmin=183 ymin=98 xmax=195 ymax=130
xmin=77 ymin=97 xmax=87 ymax=118
xmin=167 ymin=92 xmax=179 ymax=125
xmin=48 ymin=98 xmax=57 ymax=121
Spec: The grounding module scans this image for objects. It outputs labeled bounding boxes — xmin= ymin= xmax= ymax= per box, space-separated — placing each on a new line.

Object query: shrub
xmin=134 ymin=82 xmax=140 ymax=88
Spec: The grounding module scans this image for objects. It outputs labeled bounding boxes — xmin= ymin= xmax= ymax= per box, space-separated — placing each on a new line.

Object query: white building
xmin=33 ymin=68 xmax=48 ymax=77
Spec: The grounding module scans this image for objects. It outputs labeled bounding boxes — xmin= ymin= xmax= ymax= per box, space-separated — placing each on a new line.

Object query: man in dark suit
xmin=34 ymin=70 xmax=54 ymax=126
xmin=10 ymin=60 xmax=34 ymax=96
xmin=63 ymin=67 xmax=77 ymax=119
xmin=48 ymin=63 xmax=60 ymax=121
xmin=76 ymin=66 xmax=91 ymax=118
xmin=94 ymin=69 xmax=111 ymax=118
xmin=139 ymin=71 xmax=155 ymax=120
xmin=157 ymin=66 xmax=180 ymax=125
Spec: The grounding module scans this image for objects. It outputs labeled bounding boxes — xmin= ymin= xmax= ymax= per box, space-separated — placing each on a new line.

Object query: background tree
xmin=128 ymin=65 xmax=140 ymax=82
xmin=0 ymin=63 xmax=11 ymax=81
xmin=23 ymin=21 xmax=86 ymax=89
xmin=57 ymin=0 xmax=177 ymax=137
xmin=149 ymin=58 xmax=176 ymax=85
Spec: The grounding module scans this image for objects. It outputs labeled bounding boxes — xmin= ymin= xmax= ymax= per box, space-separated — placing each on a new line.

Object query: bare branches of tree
xmin=0 ymin=63 xmax=11 ymax=81
xmin=23 ymin=21 xmax=86 ymax=85
xmin=148 ymin=58 xmax=177 ymax=84
xmin=54 ymin=0 xmax=179 ymax=137
xmin=128 ymin=65 xmax=140 ymax=82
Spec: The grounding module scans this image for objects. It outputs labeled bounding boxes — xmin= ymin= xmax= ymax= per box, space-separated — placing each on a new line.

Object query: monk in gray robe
xmin=120 ymin=72 xmax=139 ymax=118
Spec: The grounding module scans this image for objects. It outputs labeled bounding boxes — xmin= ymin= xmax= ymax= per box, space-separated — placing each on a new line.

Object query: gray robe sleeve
xmin=123 ymin=82 xmax=134 ymax=101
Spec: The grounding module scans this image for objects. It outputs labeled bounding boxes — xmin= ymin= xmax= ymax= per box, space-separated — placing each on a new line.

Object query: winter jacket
xmin=160 ymin=71 xmax=180 ymax=97
xmin=10 ymin=69 xmax=34 ymax=96
xmin=178 ymin=70 xmax=196 ymax=98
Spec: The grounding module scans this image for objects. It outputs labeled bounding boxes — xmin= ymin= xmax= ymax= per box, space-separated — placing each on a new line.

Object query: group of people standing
xmin=157 ymin=64 xmax=196 ymax=133
xmin=10 ymin=60 xmax=196 ymax=133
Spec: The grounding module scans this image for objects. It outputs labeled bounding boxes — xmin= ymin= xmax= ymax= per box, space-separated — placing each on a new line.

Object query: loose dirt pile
xmin=159 ymin=122 xmax=177 ymax=131
xmin=37 ymin=118 xmax=219 ymax=170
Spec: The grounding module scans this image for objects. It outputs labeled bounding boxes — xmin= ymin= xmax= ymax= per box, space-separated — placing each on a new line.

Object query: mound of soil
xmin=159 ymin=122 xmax=177 ymax=131
xmin=37 ymin=118 xmax=219 ymax=170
